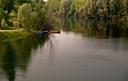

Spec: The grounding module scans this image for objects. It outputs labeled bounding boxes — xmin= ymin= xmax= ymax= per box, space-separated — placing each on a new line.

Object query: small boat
xmin=32 ymin=30 xmax=61 ymax=35
xmin=47 ymin=31 xmax=60 ymax=34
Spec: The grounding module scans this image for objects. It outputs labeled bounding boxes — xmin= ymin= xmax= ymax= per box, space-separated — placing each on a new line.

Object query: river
xmin=0 ymin=18 xmax=128 ymax=81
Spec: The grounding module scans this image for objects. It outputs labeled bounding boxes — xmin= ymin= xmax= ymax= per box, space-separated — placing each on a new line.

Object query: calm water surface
xmin=0 ymin=18 xmax=128 ymax=81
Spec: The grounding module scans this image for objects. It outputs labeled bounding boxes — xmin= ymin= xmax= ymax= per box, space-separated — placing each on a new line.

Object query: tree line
xmin=46 ymin=0 xmax=128 ymax=20
xmin=0 ymin=0 xmax=127 ymax=30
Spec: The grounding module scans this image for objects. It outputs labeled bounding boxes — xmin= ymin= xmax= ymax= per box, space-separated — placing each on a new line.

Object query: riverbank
xmin=0 ymin=28 xmax=29 ymax=42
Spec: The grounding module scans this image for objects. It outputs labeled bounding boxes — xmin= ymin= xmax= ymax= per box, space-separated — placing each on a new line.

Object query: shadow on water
xmin=60 ymin=17 xmax=128 ymax=39
xmin=0 ymin=35 xmax=49 ymax=81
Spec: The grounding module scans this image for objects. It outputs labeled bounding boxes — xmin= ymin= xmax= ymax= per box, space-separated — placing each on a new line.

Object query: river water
xmin=0 ymin=18 xmax=128 ymax=81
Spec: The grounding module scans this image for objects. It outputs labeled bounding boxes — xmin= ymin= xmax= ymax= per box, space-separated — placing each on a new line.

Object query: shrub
xmin=13 ymin=21 xmax=20 ymax=27
xmin=1 ymin=19 xmax=8 ymax=29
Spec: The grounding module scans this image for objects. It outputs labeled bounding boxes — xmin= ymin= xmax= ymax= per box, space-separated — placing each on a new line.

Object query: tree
xmin=18 ymin=1 xmax=47 ymax=31
xmin=18 ymin=3 xmax=33 ymax=30
xmin=88 ymin=0 xmax=98 ymax=18
xmin=59 ymin=0 xmax=72 ymax=16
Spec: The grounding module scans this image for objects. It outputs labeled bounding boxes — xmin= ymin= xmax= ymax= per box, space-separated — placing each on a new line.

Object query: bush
xmin=13 ymin=21 xmax=20 ymax=27
xmin=1 ymin=19 xmax=8 ymax=29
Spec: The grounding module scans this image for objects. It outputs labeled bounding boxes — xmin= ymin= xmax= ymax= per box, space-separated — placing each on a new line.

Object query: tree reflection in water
xmin=61 ymin=17 xmax=128 ymax=38
xmin=0 ymin=35 xmax=49 ymax=81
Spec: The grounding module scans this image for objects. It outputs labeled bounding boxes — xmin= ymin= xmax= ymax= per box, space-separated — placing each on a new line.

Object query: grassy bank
xmin=0 ymin=28 xmax=29 ymax=42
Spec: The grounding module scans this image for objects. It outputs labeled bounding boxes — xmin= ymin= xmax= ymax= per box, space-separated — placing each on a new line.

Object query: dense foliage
xmin=45 ymin=0 xmax=61 ymax=16
xmin=0 ymin=0 xmax=47 ymax=31
xmin=0 ymin=0 xmax=128 ymax=31
xmin=46 ymin=0 xmax=128 ymax=20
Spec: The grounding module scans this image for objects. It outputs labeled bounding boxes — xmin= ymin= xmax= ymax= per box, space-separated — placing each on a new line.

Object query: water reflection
xmin=0 ymin=35 xmax=49 ymax=81
xmin=41 ymin=36 xmax=55 ymax=63
xmin=60 ymin=17 xmax=128 ymax=38
xmin=0 ymin=18 xmax=128 ymax=81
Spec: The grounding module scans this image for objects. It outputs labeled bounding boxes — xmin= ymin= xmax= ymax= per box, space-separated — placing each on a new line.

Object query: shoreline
xmin=0 ymin=28 xmax=30 ymax=42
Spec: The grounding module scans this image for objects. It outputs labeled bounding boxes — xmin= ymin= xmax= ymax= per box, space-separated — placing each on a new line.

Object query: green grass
xmin=0 ymin=28 xmax=29 ymax=42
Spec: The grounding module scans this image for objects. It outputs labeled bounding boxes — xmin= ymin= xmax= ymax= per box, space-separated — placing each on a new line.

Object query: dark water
xmin=0 ymin=18 xmax=128 ymax=81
